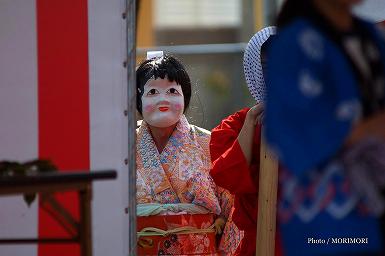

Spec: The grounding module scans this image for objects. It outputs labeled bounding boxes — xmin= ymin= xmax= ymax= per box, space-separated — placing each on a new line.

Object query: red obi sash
xmin=137 ymin=213 xmax=217 ymax=255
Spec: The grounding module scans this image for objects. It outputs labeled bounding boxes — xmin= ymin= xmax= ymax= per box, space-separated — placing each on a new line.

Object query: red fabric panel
xmin=37 ymin=0 xmax=89 ymax=255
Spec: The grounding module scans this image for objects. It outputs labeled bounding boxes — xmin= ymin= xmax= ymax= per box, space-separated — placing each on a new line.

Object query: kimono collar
xmin=136 ymin=115 xmax=191 ymax=197
xmin=139 ymin=114 xmax=191 ymax=143
xmin=172 ymin=114 xmax=191 ymax=136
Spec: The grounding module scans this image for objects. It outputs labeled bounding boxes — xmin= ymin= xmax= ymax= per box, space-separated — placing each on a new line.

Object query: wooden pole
xmin=256 ymin=137 xmax=279 ymax=256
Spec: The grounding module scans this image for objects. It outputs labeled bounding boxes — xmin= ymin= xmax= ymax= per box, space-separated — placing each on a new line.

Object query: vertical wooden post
xmin=79 ymin=185 xmax=92 ymax=256
xmin=256 ymin=137 xmax=279 ymax=256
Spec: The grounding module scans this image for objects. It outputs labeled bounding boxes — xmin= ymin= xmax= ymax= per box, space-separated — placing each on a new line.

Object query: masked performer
xmin=136 ymin=52 xmax=241 ymax=255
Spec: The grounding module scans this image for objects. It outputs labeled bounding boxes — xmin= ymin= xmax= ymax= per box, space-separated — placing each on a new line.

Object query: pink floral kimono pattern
xmin=136 ymin=115 xmax=242 ymax=255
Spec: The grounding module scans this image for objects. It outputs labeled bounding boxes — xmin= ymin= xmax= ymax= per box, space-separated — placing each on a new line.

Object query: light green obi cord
xmin=137 ymin=203 xmax=211 ymax=216
xmin=137 ymin=203 xmax=215 ymax=237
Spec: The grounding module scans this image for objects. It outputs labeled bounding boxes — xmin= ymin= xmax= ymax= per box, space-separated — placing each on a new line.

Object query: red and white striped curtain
xmin=0 ymin=0 xmax=128 ymax=255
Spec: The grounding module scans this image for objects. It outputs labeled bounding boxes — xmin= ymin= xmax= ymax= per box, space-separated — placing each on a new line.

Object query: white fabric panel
xmin=0 ymin=0 xmax=38 ymax=255
xmin=88 ymin=0 xmax=128 ymax=255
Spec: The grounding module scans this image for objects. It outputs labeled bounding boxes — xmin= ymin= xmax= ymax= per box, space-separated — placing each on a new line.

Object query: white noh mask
xmin=141 ymin=78 xmax=184 ymax=128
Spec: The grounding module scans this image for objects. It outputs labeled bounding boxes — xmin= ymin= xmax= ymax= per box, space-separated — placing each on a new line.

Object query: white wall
xmin=0 ymin=0 xmax=38 ymax=255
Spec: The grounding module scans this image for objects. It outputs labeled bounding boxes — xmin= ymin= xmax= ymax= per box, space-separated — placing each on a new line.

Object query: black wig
xmin=276 ymin=0 xmax=310 ymax=28
xmin=136 ymin=54 xmax=192 ymax=115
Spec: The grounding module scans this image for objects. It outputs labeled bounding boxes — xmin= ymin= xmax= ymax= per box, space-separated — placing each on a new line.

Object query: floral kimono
xmin=136 ymin=115 xmax=241 ymax=255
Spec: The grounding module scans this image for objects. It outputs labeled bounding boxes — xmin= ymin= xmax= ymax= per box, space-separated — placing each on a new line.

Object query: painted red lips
xmin=158 ymin=107 xmax=169 ymax=112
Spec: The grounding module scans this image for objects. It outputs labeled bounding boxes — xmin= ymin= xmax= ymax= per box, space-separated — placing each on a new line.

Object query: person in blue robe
xmin=265 ymin=0 xmax=385 ymax=255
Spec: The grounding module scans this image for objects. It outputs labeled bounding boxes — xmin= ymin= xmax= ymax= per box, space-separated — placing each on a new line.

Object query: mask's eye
xmin=146 ymin=88 xmax=159 ymax=96
xmin=167 ymin=88 xmax=181 ymax=95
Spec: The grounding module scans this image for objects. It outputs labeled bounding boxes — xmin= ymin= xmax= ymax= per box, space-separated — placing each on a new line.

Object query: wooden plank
xmin=256 ymin=138 xmax=279 ymax=256
xmin=0 ymin=170 xmax=116 ymax=187
xmin=0 ymin=170 xmax=116 ymax=195
xmin=0 ymin=182 xmax=88 ymax=196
